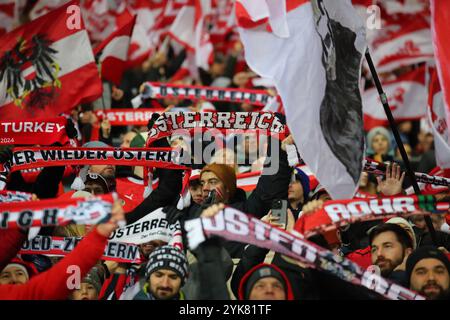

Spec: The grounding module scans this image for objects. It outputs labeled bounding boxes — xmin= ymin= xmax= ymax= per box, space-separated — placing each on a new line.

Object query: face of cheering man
xmin=371 ymin=230 xmax=412 ymax=277
xmin=410 ymin=258 xmax=450 ymax=300
xmin=200 ymin=171 xmax=229 ymax=203
xmin=148 ymin=269 xmax=182 ymax=300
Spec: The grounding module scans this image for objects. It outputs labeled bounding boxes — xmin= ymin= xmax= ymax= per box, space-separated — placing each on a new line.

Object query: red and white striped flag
xmin=0 ymin=1 xmax=102 ymax=120
xmin=0 ymin=1 xmax=15 ymax=36
xmin=168 ymin=0 xmax=213 ymax=70
xmin=430 ymin=0 xmax=450 ymax=169
xmin=428 ymin=68 xmax=450 ymax=169
xmin=363 ymin=66 xmax=427 ymax=130
xmin=94 ymin=15 xmax=136 ymax=86
xmin=237 ymin=0 xmax=367 ymax=200
xmin=370 ymin=7 xmax=433 ymax=73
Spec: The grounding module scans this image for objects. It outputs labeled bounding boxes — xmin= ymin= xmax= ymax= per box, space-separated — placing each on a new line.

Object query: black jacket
xmin=181 ymin=135 xmax=292 ymax=258
xmin=124 ymin=137 xmax=183 ymax=224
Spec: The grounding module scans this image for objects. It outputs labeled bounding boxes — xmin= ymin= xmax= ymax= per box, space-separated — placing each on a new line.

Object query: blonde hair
xmin=53 ymin=224 xmax=87 ymax=237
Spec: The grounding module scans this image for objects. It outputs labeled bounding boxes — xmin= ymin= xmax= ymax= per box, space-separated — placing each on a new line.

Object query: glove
xmin=65 ymin=117 xmax=78 ymax=139
xmin=147 ymin=112 xmax=160 ymax=131
xmin=0 ymin=147 xmax=13 ymax=163
xmin=0 ymin=148 xmax=12 ymax=189
xmin=162 ymin=205 xmax=184 ymax=225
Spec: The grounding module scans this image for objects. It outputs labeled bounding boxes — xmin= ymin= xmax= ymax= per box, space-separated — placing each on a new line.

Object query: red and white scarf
xmin=4 ymin=147 xmax=188 ymax=173
xmin=295 ymin=195 xmax=449 ymax=240
xmin=142 ymin=82 xmax=273 ymax=106
xmin=147 ymin=111 xmax=287 ymax=145
xmin=20 ymin=235 xmax=141 ymax=264
xmin=95 ymin=109 xmax=165 ymax=126
xmin=364 ymin=158 xmax=450 ymax=188
xmin=0 ymin=190 xmax=33 ymax=203
xmin=0 ymin=194 xmax=115 ymax=229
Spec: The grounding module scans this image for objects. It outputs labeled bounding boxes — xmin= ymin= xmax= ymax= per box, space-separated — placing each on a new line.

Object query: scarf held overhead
xmin=364 ymin=158 xmax=450 ymax=187
xmin=295 ymin=195 xmax=449 ymax=240
xmin=147 ymin=111 xmax=286 ymax=144
xmin=0 ymin=194 xmax=115 ymax=229
xmin=4 ymin=147 xmax=188 ymax=172
xmin=142 ymin=82 xmax=272 ymax=106
xmin=20 ymin=236 xmax=141 ymax=263
xmin=184 ymin=207 xmax=424 ymax=301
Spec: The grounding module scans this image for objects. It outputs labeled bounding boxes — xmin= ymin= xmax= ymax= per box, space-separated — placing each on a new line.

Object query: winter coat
xmin=0 ymin=228 xmax=108 ymax=300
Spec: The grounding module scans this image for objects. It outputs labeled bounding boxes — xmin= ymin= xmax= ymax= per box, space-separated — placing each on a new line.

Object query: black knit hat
xmin=244 ymin=265 xmax=287 ymax=299
xmin=145 ymin=245 xmax=189 ymax=284
xmin=406 ymin=246 xmax=450 ymax=286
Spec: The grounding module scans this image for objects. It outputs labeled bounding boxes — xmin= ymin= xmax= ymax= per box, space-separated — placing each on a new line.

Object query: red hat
xmin=4 ymin=257 xmax=39 ymax=279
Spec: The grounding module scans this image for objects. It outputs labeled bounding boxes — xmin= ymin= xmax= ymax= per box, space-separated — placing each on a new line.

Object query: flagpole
xmin=364 ymin=50 xmax=438 ymax=246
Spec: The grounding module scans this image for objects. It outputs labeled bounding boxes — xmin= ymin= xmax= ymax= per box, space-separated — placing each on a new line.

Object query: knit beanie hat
xmin=82 ymin=268 xmax=102 ymax=293
xmin=145 ymin=246 xmax=189 ymax=285
xmin=294 ymin=168 xmax=310 ymax=201
xmin=201 ymin=163 xmax=237 ymax=199
xmin=244 ymin=265 xmax=287 ymax=299
xmin=406 ymin=246 xmax=450 ymax=286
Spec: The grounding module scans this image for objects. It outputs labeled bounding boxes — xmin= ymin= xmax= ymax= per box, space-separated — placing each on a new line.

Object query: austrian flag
xmin=94 ymin=15 xmax=136 ymax=86
xmin=0 ymin=1 xmax=102 ymax=120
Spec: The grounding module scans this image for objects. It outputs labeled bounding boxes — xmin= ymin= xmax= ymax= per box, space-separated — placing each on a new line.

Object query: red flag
xmin=428 ymin=68 xmax=450 ymax=169
xmin=370 ymin=6 xmax=433 ymax=73
xmin=0 ymin=1 xmax=102 ymax=120
xmin=0 ymin=1 xmax=15 ymax=36
xmin=430 ymin=0 xmax=450 ymax=167
xmin=363 ymin=66 xmax=427 ymax=130
xmin=94 ymin=15 xmax=136 ymax=86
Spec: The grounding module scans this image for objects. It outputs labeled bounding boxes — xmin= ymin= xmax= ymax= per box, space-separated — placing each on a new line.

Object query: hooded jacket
xmin=237 ymin=263 xmax=294 ymax=300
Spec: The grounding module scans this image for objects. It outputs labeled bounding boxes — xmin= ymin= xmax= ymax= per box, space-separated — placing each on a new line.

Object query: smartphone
xmin=271 ymin=199 xmax=288 ymax=228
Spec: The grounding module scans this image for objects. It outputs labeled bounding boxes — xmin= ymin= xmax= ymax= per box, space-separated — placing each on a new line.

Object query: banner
xmin=237 ymin=0 xmax=367 ymax=200
xmin=0 ymin=190 xmax=33 ymax=203
xmin=0 ymin=194 xmax=115 ymax=229
xmin=147 ymin=111 xmax=286 ymax=144
xmin=95 ymin=108 xmax=164 ymax=126
xmin=364 ymin=158 xmax=450 ymax=188
xmin=295 ymin=195 xmax=449 ymax=240
xmin=184 ymin=206 xmax=424 ymax=300
xmin=4 ymin=147 xmax=188 ymax=173
xmin=0 ymin=117 xmax=69 ymax=146
xmin=19 ymin=235 xmax=141 ymax=264
xmin=110 ymin=208 xmax=183 ymax=250
xmin=141 ymin=82 xmax=272 ymax=106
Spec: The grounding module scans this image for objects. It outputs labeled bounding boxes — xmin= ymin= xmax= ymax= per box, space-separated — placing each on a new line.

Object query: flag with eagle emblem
xmin=0 ymin=1 xmax=102 ymax=120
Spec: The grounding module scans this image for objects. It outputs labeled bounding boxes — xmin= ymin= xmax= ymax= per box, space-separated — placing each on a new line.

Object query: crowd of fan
xmin=0 ymin=31 xmax=449 ymax=300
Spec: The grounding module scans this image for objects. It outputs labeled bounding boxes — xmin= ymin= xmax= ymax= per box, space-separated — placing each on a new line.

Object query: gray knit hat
xmin=145 ymin=246 xmax=189 ymax=284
